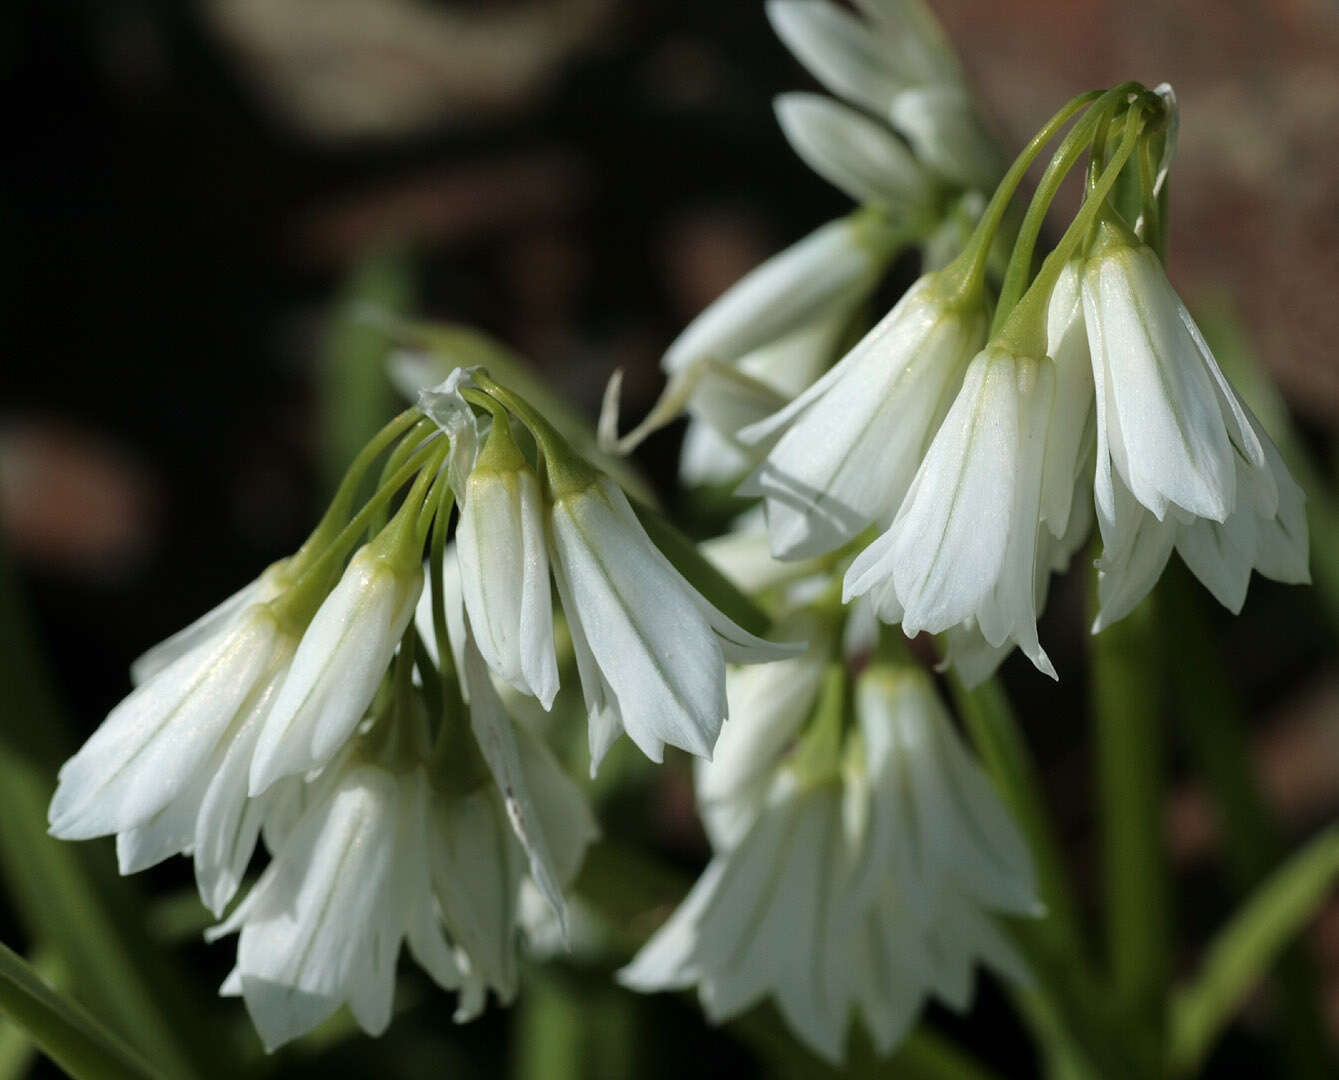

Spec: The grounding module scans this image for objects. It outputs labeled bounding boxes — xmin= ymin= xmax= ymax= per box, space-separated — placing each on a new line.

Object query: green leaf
xmin=0 ymin=941 xmax=163 ymax=1080
xmin=0 ymin=542 xmax=222 ymax=1079
xmin=1168 ymin=826 xmax=1339 ymax=1074
xmin=628 ymin=497 xmax=773 ymax=639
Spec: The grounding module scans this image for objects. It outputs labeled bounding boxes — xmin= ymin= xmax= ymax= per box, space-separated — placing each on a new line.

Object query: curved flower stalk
xmin=737 ymin=271 xmax=989 ymax=559
xmin=622 ymin=653 xmax=1037 ymax=1063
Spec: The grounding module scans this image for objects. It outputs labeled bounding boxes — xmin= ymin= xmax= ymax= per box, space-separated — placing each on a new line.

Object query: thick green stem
xmin=1088 ymin=578 xmax=1170 ymax=1060
xmin=1161 ymin=567 xmax=1334 ymax=1078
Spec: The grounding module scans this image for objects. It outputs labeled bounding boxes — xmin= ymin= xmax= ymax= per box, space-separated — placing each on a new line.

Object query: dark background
xmin=3 ymin=1 xmax=1338 ymax=1075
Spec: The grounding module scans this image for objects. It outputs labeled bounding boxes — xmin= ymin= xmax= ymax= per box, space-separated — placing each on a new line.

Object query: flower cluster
xmin=622 ymin=576 xmax=1038 ymax=1063
xmin=48 ymin=369 xmax=789 ymax=1049
xmin=633 ymin=75 xmax=1308 ymax=686
xmin=600 ymin=0 xmax=1003 ymax=487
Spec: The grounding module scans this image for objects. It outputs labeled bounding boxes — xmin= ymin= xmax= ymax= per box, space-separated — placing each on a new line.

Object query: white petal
xmin=663 ymin=216 xmax=884 ymax=376
xmin=740 ymin=278 xmax=984 ymax=558
xmin=889 ymin=351 xmax=1017 ymax=635
xmin=50 ymin=608 xmax=286 ymax=840
xmin=1083 ymin=241 xmax=1239 ymax=522
xmin=888 ymin=84 xmax=1000 ymax=190
xmin=457 ymin=467 xmax=559 ymax=708
xmin=130 ymin=563 xmax=286 ymax=686
xmin=767 ymin=0 xmax=905 ymax=116
xmin=775 ymin=92 xmax=935 ymax=215
xmin=250 ymin=548 xmax=422 ymax=793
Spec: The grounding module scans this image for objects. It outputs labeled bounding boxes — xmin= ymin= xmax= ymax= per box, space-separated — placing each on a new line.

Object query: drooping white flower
xmin=621 ymin=774 xmax=855 ymax=1063
xmin=695 ymin=616 xmax=832 ymax=848
xmin=455 ymin=414 xmax=559 ymax=709
xmin=208 ymin=760 xmax=462 ymax=1051
xmin=1079 ymin=220 xmax=1308 ymax=628
xmin=250 ymin=542 xmax=424 ymax=794
xmin=1083 ymin=222 xmax=1266 ymax=526
xmin=844 ymin=346 xmax=1059 ymax=678
xmin=49 ymin=599 xmax=300 ymax=915
xmin=767 ymin=0 xmax=998 ymax=190
xmin=854 ymin=665 xmax=1039 ymax=923
xmin=623 ymin=661 xmax=1036 ymax=1063
xmin=774 ymin=92 xmax=938 ymax=222
xmin=1092 ymin=422 xmax=1308 ymax=631
xmin=546 ymin=473 xmax=793 ymax=772
xmin=739 ymin=273 xmax=989 ymax=559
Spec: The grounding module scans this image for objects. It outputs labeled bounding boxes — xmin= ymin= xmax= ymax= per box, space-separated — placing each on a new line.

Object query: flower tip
xmin=596 ymin=368 xmax=624 ymax=454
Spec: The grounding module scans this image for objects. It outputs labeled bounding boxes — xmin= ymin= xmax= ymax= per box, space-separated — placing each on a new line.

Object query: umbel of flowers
xmin=48 ymin=367 xmax=793 ymax=1050
xmin=608 ymin=77 xmax=1308 ymax=689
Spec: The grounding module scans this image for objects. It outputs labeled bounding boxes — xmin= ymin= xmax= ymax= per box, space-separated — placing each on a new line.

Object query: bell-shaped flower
xmin=844 ymin=346 xmax=1058 ymax=678
xmin=605 ymin=214 xmax=898 ymax=462
xmin=623 ymin=660 xmax=1036 ymax=1063
xmin=455 ymin=413 xmax=559 ymax=708
xmin=738 ymin=273 xmax=988 ymax=559
xmin=546 ymin=469 xmax=793 ymax=772
xmin=49 ymin=599 xmax=299 ymax=886
xmin=250 ymin=536 xmax=424 ymax=794
xmin=695 ymin=615 xmax=833 ymax=848
xmin=621 ymin=774 xmax=855 ymax=1063
xmin=208 ymin=759 xmax=462 ymax=1051
xmin=774 ymin=92 xmax=938 ymax=223
xmin=1082 ymin=220 xmax=1266 ymax=526
xmin=854 ymin=665 xmax=1040 ymax=923
xmin=1092 ymin=419 xmax=1308 ymax=631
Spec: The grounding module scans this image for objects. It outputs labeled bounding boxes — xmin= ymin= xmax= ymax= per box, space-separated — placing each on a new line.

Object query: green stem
xmin=1088 ymin=576 xmax=1170 ymax=1060
xmin=1160 ymin=567 xmax=1334 ymax=1078
xmin=991 ymin=85 xmax=1138 ymax=335
xmin=950 ymin=90 xmax=1105 ymax=295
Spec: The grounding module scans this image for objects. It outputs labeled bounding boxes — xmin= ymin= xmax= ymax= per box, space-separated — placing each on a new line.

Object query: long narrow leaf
xmin=0 ymin=941 xmax=161 ymax=1080
xmin=1169 ymin=826 xmax=1339 ymax=1074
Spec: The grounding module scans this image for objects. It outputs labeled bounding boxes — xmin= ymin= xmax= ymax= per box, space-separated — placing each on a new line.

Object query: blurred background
xmin=2 ymin=0 xmax=1339 ymax=1076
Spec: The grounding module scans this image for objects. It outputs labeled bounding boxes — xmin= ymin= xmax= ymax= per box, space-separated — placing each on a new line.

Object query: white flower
xmin=767 ymin=0 xmax=998 ymax=190
xmin=889 ymin=84 xmax=1001 ymax=191
xmin=1083 ymin=224 xmax=1266 ymax=525
xmin=621 ymin=775 xmax=854 ymax=1063
xmin=208 ymin=761 xmax=462 ymax=1051
xmin=250 ymin=542 xmax=424 ymax=794
xmin=854 ymin=666 xmax=1039 ymax=924
xmin=49 ymin=600 xmax=299 ymax=915
xmin=455 ymin=416 xmax=559 ymax=709
xmin=844 ymin=346 xmax=1059 ymax=678
xmin=546 ymin=475 xmax=793 ymax=772
xmin=664 ymin=216 xmax=891 ymax=384
xmin=1092 ymin=425 xmax=1308 ymax=630
xmin=774 ymin=92 xmax=938 ymax=221
xmin=622 ymin=664 xmax=1036 ymax=1063
xmin=1080 ymin=222 xmax=1309 ymax=628
xmin=738 ymin=273 xmax=988 ymax=559
xmin=695 ymin=616 xmax=832 ymax=848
